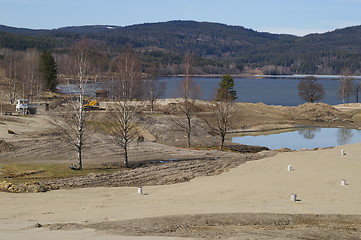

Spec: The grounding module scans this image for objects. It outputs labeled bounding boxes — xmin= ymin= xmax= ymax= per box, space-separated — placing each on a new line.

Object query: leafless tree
xmin=107 ymin=100 xmax=142 ymax=168
xmin=2 ymin=49 xmax=42 ymax=102
xmin=3 ymin=49 xmax=22 ymax=103
xmin=179 ymin=52 xmax=193 ymax=100
xmin=297 ymin=76 xmax=325 ymax=103
xmin=172 ymin=98 xmax=200 ymax=148
xmin=355 ymin=81 xmax=361 ymax=103
xmin=2 ymin=49 xmax=41 ymax=102
xmin=201 ymin=74 xmax=237 ymax=150
xmin=144 ymin=63 xmax=166 ymax=112
xmin=203 ymin=100 xmax=234 ymax=150
xmin=54 ymin=53 xmax=75 ymax=76
xmin=108 ymin=47 xmax=143 ymax=99
xmin=55 ymin=39 xmax=96 ymax=170
xmin=107 ymin=47 xmax=143 ymax=168
xmin=19 ymin=49 xmax=41 ymax=101
xmin=338 ymin=77 xmax=354 ymax=104
xmin=171 ymin=53 xmax=201 ymax=147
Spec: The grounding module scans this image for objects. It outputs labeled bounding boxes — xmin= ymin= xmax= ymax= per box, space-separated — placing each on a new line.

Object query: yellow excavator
xmin=82 ymin=99 xmax=99 ymax=110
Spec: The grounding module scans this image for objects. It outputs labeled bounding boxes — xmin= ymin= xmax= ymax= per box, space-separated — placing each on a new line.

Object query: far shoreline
xmin=57 ymin=74 xmax=361 ymax=84
xmin=159 ymin=74 xmax=361 ymax=80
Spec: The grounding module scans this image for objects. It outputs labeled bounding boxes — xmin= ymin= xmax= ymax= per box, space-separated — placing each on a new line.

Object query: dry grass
xmin=351 ymin=110 xmax=361 ymax=124
xmin=0 ymin=163 xmax=126 ymax=184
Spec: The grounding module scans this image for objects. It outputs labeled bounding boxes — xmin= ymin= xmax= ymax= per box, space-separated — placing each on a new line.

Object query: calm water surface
xmin=230 ymin=128 xmax=361 ymax=150
xmin=160 ymin=77 xmax=361 ymax=106
xmin=58 ymin=76 xmax=361 ymax=106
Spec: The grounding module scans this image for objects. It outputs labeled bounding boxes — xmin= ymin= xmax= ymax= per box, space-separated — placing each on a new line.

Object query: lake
xmin=159 ymin=76 xmax=361 ymax=106
xmin=230 ymin=128 xmax=361 ymax=150
xmin=57 ymin=76 xmax=361 ymax=106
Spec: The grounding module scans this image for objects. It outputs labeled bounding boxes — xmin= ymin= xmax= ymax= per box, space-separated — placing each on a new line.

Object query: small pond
xmin=230 ymin=128 xmax=361 ymax=150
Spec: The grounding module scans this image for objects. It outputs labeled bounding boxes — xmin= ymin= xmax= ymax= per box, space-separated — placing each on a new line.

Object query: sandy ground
xmin=1 ymin=102 xmax=361 ymax=239
xmin=2 ymin=142 xmax=361 ymax=239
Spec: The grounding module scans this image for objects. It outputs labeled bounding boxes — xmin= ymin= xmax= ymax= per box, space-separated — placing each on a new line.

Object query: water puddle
xmin=230 ymin=128 xmax=361 ymax=150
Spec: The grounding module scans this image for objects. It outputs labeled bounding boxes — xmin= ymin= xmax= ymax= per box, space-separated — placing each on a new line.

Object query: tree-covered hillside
xmin=1 ymin=21 xmax=361 ymax=75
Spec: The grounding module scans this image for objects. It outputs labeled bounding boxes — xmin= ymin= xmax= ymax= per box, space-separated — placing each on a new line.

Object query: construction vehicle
xmin=82 ymin=99 xmax=99 ymax=110
xmin=16 ymin=99 xmax=37 ymax=114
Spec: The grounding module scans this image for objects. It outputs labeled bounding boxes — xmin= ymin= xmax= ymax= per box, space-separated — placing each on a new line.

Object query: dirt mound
xmin=45 ymin=151 xmax=272 ymax=189
xmin=0 ymin=140 xmax=14 ymax=153
xmin=49 ymin=213 xmax=361 ymax=239
xmin=226 ymin=144 xmax=269 ymax=153
xmin=0 ymin=180 xmax=58 ymax=193
xmin=288 ymin=103 xmax=352 ymax=122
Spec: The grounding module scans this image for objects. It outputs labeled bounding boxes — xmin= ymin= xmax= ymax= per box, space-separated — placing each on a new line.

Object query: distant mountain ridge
xmin=1 ymin=20 xmax=361 ymax=75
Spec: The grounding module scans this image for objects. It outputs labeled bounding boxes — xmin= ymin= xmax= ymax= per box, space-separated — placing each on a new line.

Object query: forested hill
xmin=1 ymin=21 xmax=361 ymax=75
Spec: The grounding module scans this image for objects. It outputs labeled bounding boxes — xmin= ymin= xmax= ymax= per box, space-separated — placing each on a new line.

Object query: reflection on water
xmin=336 ymin=128 xmax=354 ymax=145
xmin=231 ymin=128 xmax=361 ymax=150
xmin=298 ymin=128 xmax=321 ymax=139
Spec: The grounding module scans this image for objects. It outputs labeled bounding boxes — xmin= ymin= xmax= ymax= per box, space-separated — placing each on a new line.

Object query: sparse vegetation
xmin=0 ymin=163 xmax=125 ymax=184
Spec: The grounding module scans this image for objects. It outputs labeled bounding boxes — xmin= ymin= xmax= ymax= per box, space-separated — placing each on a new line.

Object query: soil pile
xmin=287 ymin=103 xmax=352 ymax=122
xmin=0 ymin=180 xmax=58 ymax=193
xmin=226 ymin=144 xmax=269 ymax=153
xmin=49 ymin=213 xmax=361 ymax=239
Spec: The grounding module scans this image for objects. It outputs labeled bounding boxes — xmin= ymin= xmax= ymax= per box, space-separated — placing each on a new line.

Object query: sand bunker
xmin=2 ymin=142 xmax=361 ymax=239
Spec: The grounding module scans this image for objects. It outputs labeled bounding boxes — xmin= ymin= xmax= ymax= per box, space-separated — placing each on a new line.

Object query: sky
xmin=1 ymin=0 xmax=361 ymax=36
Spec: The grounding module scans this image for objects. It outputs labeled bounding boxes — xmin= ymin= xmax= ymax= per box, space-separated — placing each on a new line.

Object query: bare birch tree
xmin=107 ymin=47 xmax=143 ymax=168
xmin=338 ymin=77 xmax=354 ymax=103
xmin=144 ymin=63 xmax=166 ymax=112
xmin=3 ymin=49 xmax=22 ymax=103
xmin=172 ymin=53 xmax=200 ymax=147
xmin=20 ymin=49 xmax=41 ymax=101
xmin=56 ymin=39 xmax=95 ymax=170
xmin=54 ymin=53 xmax=75 ymax=76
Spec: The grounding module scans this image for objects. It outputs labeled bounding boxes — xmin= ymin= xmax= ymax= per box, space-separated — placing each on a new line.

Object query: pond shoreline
xmin=230 ymin=125 xmax=361 ymax=150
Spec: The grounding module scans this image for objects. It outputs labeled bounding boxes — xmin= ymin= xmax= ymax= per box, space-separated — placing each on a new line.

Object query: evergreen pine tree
xmin=215 ymin=75 xmax=237 ymax=101
xmin=39 ymin=50 xmax=57 ymax=92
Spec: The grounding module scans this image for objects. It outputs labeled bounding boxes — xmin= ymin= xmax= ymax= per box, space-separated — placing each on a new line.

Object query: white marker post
xmin=137 ymin=186 xmax=143 ymax=194
xmin=341 ymin=180 xmax=347 ymax=186
xmin=287 ymin=164 xmax=293 ymax=171
xmin=290 ymin=194 xmax=297 ymax=202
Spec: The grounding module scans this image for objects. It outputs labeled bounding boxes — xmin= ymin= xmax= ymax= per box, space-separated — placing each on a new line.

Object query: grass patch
xmin=86 ymin=120 xmax=115 ymax=134
xmin=0 ymin=163 xmax=126 ymax=184
xmin=86 ymin=120 xmax=106 ymax=133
